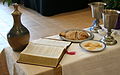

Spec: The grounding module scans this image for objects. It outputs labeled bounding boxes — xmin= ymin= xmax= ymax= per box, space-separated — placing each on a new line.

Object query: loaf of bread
xmin=60 ymin=30 xmax=89 ymax=40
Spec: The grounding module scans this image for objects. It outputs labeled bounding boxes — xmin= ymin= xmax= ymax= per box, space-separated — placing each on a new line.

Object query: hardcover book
xmin=17 ymin=38 xmax=71 ymax=67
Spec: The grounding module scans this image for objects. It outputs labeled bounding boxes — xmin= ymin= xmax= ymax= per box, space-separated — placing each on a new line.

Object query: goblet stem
xmin=107 ymin=29 xmax=112 ymax=37
xmin=90 ymin=19 xmax=102 ymax=33
xmin=101 ymin=28 xmax=117 ymax=45
xmin=95 ymin=19 xmax=102 ymax=29
xmin=96 ymin=19 xmax=100 ymax=27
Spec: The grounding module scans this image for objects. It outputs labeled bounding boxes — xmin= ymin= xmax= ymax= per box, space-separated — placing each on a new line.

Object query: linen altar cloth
xmin=3 ymin=33 xmax=120 ymax=75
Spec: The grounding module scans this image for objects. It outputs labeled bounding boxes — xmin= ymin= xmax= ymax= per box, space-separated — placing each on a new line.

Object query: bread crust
xmin=60 ymin=30 xmax=89 ymax=40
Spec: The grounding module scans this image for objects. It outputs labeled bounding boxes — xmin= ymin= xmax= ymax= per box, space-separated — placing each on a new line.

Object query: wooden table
xmin=0 ymin=50 xmax=9 ymax=75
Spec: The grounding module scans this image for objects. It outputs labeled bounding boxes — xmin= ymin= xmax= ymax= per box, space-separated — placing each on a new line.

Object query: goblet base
xmin=90 ymin=25 xmax=102 ymax=33
xmin=100 ymin=36 xmax=117 ymax=45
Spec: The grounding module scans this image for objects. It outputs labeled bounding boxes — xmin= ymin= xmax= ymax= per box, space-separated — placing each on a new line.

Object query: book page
xmin=21 ymin=39 xmax=71 ymax=59
xmin=22 ymin=43 xmax=65 ymax=58
xmin=33 ymin=38 xmax=70 ymax=47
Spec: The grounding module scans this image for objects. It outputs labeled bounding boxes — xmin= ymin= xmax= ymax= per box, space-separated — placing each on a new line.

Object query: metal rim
xmin=79 ymin=40 xmax=106 ymax=52
xmin=59 ymin=29 xmax=94 ymax=43
xmin=88 ymin=2 xmax=106 ymax=6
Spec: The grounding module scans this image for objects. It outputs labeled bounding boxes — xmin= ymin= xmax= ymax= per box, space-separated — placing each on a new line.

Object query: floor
xmin=0 ymin=2 xmax=95 ymax=74
xmin=0 ymin=3 xmax=95 ymax=52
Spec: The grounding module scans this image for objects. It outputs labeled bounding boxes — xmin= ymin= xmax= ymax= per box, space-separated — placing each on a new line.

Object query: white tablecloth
xmin=3 ymin=32 xmax=120 ymax=75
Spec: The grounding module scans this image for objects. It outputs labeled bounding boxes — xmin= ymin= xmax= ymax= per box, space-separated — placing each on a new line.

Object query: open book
xmin=17 ymin=38 xmax=71 ymax=67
